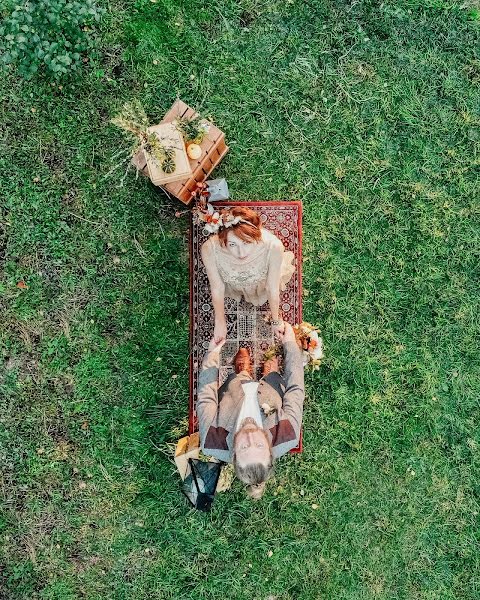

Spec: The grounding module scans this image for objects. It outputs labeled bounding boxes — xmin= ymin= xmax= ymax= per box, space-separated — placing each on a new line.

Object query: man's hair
xmin=234 ymin=460 xmax=273 ymax=486
xmin=233 ymin=453 xmax=274 ymax=499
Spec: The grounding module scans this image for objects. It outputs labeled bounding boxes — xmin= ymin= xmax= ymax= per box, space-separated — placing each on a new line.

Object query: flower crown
xmin=191 ymin=183 xmax=259 ymax=234
xmin=194 ymin=204 xmax=258 ymax=234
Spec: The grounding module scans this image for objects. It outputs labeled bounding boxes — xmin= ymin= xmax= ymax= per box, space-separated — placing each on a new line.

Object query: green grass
xmin=1 ymin=0 xmax=479 ymax=598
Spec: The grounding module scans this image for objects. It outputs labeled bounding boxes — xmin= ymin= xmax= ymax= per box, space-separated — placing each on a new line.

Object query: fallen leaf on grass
xmin=16 ymin=280 xmax=28 ymax=289
xmin=53 ymin=440 xmax=72 ymax=460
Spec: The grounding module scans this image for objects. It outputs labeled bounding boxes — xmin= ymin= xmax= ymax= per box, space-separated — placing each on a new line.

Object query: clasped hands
xmin=208 ymin=321 xmax=296 ymax=354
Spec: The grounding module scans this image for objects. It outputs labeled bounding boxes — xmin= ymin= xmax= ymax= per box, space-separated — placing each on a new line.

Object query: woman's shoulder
xmin=201 ymin=235 xmax=219 ymax=255
xmin=262 ymin=229 xmax=284 ymax=251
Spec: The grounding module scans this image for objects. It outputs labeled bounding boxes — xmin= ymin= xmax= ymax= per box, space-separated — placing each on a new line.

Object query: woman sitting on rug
xmin=199 ymin=206 xmax=295 ymax=343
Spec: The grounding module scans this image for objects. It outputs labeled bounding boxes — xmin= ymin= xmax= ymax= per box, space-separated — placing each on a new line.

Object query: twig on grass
xmin=133 ymin=234 xmax=146 ymax=256
xmin=158 ymin=222 xmax=165 ymax=241
xmin=119 ymin=163 xmax=131 ymax=188
xmin=338 ymin=43 xmax=358 ymax=63
xmin=69 ymin=213 xmax=103 ymax=226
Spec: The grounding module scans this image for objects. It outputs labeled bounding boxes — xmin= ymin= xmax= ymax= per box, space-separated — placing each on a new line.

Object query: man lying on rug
xmin=197 ymin=322 xmax=304 ymax=499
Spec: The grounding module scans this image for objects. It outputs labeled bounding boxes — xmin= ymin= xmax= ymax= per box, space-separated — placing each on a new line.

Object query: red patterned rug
xmin=189 ymin=201 xmax=303 ymax=452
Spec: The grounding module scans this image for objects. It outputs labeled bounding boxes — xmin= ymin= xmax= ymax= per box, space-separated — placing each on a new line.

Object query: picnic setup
xmin=128 ymin=99 xmax=230 ymax=205
xmin=111 ymin=98 xmax=322 ymax=509
xmin=3 ymin=1 xmax=476 ymax=594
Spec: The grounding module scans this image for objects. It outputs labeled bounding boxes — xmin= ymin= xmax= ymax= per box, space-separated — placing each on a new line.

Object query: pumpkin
xmin=186 ymin=143 xmax=202 ymax=160
xmin=161 ymin=157 xmax=176 ymax=174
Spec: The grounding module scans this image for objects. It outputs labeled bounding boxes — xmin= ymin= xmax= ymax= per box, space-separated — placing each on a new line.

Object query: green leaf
xmin=2 ymin=0 xmax=102 ymax=79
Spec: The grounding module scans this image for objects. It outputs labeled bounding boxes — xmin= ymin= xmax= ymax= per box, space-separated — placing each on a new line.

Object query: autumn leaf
xmin=16 ymin=280 xmax=28 ymax=289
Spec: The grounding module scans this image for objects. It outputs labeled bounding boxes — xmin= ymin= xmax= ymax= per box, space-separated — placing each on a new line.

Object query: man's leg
xmin=261 ymin=371 xmax=286 ymax=396
xmin=260 ymin=356 xmax=286 ymax=398
xmin=233 ymin=347 xmax=253 ymax=377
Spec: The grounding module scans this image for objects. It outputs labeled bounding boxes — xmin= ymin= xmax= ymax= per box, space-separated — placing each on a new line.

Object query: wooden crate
xmin=132 ymin=100 xmax=229 ymax=205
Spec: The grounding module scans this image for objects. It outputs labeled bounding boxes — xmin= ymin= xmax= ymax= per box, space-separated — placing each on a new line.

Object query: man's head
xmin=233 ymin=417 xmax=273 ymax=499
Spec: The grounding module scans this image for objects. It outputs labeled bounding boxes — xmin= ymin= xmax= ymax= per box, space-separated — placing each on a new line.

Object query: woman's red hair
xmin=218 ymin=207 xmax=262 ymax=246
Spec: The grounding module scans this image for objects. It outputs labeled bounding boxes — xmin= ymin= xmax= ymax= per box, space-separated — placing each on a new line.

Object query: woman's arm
xmin=266 ymin=242 xmax=284 ymax=326
xmin=201 ymin=240 xmax=227 ymax=343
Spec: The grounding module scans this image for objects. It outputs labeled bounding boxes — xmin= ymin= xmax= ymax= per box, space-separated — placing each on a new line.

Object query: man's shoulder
xmin=268 ymin=414 xmax=298 ymax=447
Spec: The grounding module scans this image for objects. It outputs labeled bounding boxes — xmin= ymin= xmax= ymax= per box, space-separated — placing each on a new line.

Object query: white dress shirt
xmin=234 ymin=381 xmax=263 ymax=432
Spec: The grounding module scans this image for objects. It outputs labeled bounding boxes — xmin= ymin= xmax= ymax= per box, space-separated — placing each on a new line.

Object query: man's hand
xmin=208 ymin=336 xmax=226 ymax=353
xmin=275 ymin=321 xmax=297 ymax=345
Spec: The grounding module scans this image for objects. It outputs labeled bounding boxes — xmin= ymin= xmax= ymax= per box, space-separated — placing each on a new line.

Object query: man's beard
xmin=233 ymin=418 xmax=270 ymax=448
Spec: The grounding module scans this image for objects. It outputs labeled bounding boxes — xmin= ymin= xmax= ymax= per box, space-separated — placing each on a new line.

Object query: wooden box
xmin=144 ymin=122 xmax=192 ymax=185
xmin=174 ymin=432 xmax=200 ymax=480
xmin=132 ymin=100 xmax=229 ymax=205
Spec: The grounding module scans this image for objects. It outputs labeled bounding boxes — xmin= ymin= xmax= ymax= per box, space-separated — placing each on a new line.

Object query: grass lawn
xmin=1 ymin=0 xmax=479 ymax=598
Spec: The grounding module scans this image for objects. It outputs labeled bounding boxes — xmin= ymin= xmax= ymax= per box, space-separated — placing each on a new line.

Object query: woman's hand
xmin=271 ymin=320 xmax=284 ymax=337
xmin=275 ymin=321 xmax=296 ymax=344
xmin=213 ymin=320 xmax=227 ymax=345
xmin=208 ymin=336 xmax=226 ymax=353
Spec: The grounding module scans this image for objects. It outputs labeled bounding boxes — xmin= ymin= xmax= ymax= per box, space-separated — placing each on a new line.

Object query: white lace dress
xmin=206 ymin=229 xmax=295 ymax=306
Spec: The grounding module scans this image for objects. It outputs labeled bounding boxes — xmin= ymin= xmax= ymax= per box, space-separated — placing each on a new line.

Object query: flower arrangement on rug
xmin=263 ymin=321 xmax=324 ymax=372
xmin=293 ymin=322 xmax=324 ymax=370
